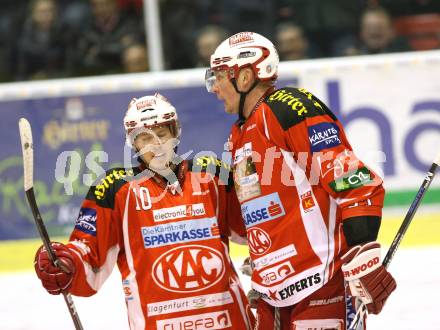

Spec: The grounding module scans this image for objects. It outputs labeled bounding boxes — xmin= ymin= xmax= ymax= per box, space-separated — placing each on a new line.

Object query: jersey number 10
xmin=132 ymin=187 xmax=152 ymax=210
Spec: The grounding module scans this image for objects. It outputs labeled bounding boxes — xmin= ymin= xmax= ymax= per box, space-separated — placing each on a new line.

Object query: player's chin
xmin=224 ymin=104 xmax=237 ymax=114
xmin=139 ymin=152 xmax=154 ymax=164
xmin=149 ymin=156 xmax=171 ymax=171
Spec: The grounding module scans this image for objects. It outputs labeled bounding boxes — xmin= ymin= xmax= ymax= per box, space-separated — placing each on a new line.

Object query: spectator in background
xmin=0 ymin=13 xmax=15 ymax=81
xmin=117 ymin=0 xmax=143 ymax=16
xmin=59 ymin=0 xmax=90 ymax=34
xmin=275 ymin=22 xmax=310 ymax=61
xmin=16 ymin=0 xmax=67 ymax=80
xmin=0 ymin=0 xmax=27 ymax=82
xmin=222 ymin=0 xmax=276 ymax=39
xmin=358 ymin=7 xmax=412 ymax=54
xmin=275 ymin=0 xmax=363 ymax=57
xmin=160 ymin=0 xmax=222 ymax=70
xmin=121 ymin=43 xmax=149 ymax=73
xmin=378 ymin=0 xmax=440 ymax=17
xmin=69 ymin=0 xmax=141 ymax=76
xmin=194 ymin=25 xmax=229 ymax=67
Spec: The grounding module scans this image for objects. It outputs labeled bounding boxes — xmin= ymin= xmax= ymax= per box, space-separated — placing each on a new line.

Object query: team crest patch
xmin=300 ymin=191 xmax=315 ymax=213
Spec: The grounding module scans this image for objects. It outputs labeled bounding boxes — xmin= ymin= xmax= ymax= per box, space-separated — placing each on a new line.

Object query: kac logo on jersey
xmin=75 ymin=208 xmax=97 ymax=236
xmin=308 ymin=122 xmax=341 ymax=152
xmin=247 ymin=227 xmax=271 ymax=255
xmin=152 ymin=245 xmax=225 ymax=293
xmin=241 ymin=192 xmax=285 ymax=229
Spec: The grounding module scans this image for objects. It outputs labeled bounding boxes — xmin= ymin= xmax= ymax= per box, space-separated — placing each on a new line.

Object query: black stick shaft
xmin=25 ymin=188 xmax=83 ymax=330
xmin=349 ymin=161 xmax=439 ymax=330
xmin=25 ymin=189 xmax=58 ymax=263
xmin=383 ymin=162 xmax=438 ymax=268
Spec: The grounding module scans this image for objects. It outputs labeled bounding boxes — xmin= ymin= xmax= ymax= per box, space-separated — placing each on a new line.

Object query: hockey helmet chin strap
xmin=231 ymin=77 xmax=259 ymax=125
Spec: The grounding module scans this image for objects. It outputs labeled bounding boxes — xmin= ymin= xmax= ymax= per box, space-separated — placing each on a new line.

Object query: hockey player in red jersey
xmin=34 ymin=93 xmax=255 ymax=329
xmin=205 ymin=32 xmax=396 ymax=329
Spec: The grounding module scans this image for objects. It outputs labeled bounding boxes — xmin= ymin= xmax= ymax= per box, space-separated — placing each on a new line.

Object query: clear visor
xmin=205 ymin=68 xmax=216 ymax=93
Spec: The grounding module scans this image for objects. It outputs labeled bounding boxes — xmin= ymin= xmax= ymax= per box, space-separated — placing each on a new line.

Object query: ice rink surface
xmin=1 ymin=247 xmax=439 ymax=330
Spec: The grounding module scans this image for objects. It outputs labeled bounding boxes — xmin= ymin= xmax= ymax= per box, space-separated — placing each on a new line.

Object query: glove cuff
xmin=342 ymin=245 xmax=381 ymax=281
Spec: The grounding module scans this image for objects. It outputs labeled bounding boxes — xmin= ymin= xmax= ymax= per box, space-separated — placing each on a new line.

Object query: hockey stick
xmin=348 ymin=151 xmax=440 ymax=330
xmin=19 ymin=118 xmax=84 ymax=330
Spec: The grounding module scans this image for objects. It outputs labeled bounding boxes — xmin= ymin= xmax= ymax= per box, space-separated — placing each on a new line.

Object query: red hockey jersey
xmin=229 ymin=87 xmax=385 ymax=307
xmin=66 ymin=157 xmax=254 ymax=329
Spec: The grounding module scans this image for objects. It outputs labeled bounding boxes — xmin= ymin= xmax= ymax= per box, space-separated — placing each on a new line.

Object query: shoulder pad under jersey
xmin=87 ymin=167 xmax=137 ymax=208
xmin=264 ymin=87 xmax=337 ymax=130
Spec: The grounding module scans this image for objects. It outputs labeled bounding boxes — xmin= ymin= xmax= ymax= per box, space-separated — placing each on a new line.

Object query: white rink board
xmin=1 ymin=249 xmax=439 ymax=330
xmin=278 ymin=51 xmax=440 ymax=191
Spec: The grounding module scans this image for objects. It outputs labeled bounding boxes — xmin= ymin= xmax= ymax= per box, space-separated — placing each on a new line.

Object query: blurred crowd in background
xmin=0 ymin=0 xmax=439 ymax=82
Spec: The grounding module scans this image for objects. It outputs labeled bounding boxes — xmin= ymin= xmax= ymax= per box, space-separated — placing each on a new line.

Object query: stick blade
xmin=18 ymin=118 xmax=33 ymax=191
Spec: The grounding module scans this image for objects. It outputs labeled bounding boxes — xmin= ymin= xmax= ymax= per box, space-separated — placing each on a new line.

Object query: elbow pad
xmin=342 ymin=216 xmax=381 ymax=246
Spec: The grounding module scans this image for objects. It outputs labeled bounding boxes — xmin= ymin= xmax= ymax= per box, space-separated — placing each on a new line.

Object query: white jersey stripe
xmin=74 ymin=245 xmax=119 ymax=292
xmin=124 ymin=183 xmax=145 ymax=330
xmin=280 ymin=149 xmax=329 ymax=268
xmin=220 ymin=241 xmax=252 ymax=330
xmin=326 ymin=196 xmax=337 ymax=280
xmin=336 ymin=192 xmax=371 ymax=205
xmin=213 ymin=174 xmax=219 ymax=219
xmin=262 ymin=108 xmax=270 ymax=139
xmin=230 ymin=279 xmax=252 ymax=330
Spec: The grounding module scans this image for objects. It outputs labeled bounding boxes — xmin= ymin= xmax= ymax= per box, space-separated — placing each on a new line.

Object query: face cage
xmin=205 ymin=68 xmax=216 ymax=93
xmin=126 ymin=120 xmax=180 ymax=145
xmin=205 ymin=66 xmax=234 ymax=93
xmin=206 ymin=45 xmax=277 ymax=92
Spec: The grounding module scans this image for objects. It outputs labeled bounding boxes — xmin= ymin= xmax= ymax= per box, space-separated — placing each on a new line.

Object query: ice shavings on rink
xmin=1 ymin=247 xmax=439 ymax=330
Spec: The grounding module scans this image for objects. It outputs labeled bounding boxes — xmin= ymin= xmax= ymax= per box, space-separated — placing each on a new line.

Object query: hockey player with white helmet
xmin=124 ymin=93 xmax=181 ymax=176
xmin=34 ymin=93 xmax=255 ymax=329
xmin=206 ymin=31 xmax=396 ymax=329
xmin=205 ymin=32 xmax=279 ymax=123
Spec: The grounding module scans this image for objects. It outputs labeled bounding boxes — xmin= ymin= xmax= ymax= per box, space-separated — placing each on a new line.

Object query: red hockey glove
xmin=34 ymin=242 xmax=76 ymax=295
xmin=341 ymin=241 xmax=396 ymax=314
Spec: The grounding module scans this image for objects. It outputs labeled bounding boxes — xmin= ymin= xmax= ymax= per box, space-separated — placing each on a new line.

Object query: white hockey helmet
xmin=123 ymin=93 xmax=181 ymax=146
xmin=206 ymin=31 xmax=279 ymax=92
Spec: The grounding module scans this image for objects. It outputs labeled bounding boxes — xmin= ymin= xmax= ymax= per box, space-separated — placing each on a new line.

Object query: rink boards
xmin=1 ymin=212 xmax=438 ymax=273
xmin=0 ymin=50 xmax=439 ymax=241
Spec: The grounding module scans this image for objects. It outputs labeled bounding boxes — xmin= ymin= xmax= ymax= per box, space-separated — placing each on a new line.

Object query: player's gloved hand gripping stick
xmin=347 ymin=150 xmax=440 ymax=330
xmin=19 ymin=118 xmax=84 ymax=330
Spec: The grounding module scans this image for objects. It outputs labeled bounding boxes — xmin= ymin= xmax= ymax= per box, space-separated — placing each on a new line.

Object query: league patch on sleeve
xmin=308 ymin=122 xmax=341 ymax=152
xmin=75 ymin=208 xmax=97 ymax=236
xmin=329 ymin=167 xmax=372 ymax=192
